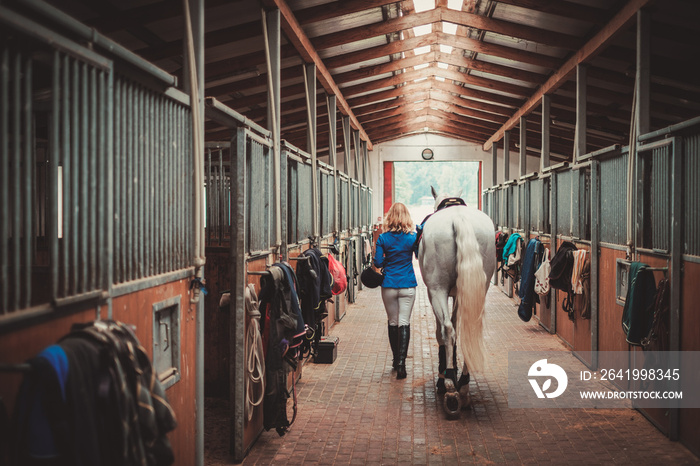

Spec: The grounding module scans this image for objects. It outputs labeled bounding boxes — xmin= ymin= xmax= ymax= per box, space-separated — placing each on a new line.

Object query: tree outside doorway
xmin=393 ymin=161 xmax=481 ymax=226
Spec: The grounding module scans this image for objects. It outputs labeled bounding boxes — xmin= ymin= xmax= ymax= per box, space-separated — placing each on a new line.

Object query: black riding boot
xmin=396 ymin=325 xmax=410 ymax=379
xmin=388 ymin=325 xmax=399 ymax=370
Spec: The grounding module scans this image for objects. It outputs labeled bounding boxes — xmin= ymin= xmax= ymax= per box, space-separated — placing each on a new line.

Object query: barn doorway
xmin=391 ymin=161 xmax=482 ymax=226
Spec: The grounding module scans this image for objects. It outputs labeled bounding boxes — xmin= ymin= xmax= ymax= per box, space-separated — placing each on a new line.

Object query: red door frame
xmin=383 ymin=161 xmax=393 ymax=214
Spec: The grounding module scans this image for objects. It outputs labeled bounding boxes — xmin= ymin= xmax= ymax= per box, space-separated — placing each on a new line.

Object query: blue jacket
xmin=373 ymin=231 xmax=418 ymax=289
xmin=517 ymin=238 xmax=543 ymax=322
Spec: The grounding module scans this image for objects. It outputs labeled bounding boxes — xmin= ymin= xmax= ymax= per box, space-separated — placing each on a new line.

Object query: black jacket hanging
xmin=260 ymin=264 xmax=305 ymax=436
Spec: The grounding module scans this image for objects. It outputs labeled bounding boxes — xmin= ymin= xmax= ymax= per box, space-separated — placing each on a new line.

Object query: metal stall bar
xmin=361 ymin=141 xmax=369 ymax=228
xmin=669 ymin=137 xmax=681 ymax=441
xmin=81 ymin=63 xmax=89 ymax=292
xmin=125 ymin=81 xmax=133 ymax=282
xmin=342 ymin=117 xmax=352 ymax=234
xmin=22 ymin=53 xmax=33 ymax=309
xmin=339 ymin=172 xmax=349 ymax=232
xmin=262 ymin=8 xmax=282 ymax=254
xmin=549 ymin=170 xmax=558 ymax=334
xmin=287 ymin=149 xmax=298 ymax=244
xmin=165 ymin=98 xmax=172 ymax=272
xmin=176 ymin=101 xmax=182 ymax=270
xmin=328 ymin=95 xmax=339 ymax=234
xmin=127 ymin=82 xmax=134 ymax=282
xmin=185 ymin=104 xmax=194 ymax=267
xmin=303 ymin=63 xmax=319 ymax=240
xmin=114 ymin=76 xmax=122 ymax=284
xmin=0 ymin=46 xmax=7 ymax=312
xmin=49 ymin=51 xmax=59 ymax=304
xmin=206 ymin=150 xmax=211 ymax=244
xmin=155 ymin=94 xmax=162 ymax=274
xmin=0 ymin=11 xmax=120 ymax=308
xmin=10 ymin=49 xmax=20 ymax=310
xmin=636 ymin=139 xmax=671 ymax=252
xmin=96 ymin=67 xmax=105 ymax=307
xmin=136 ymin=85 xmax=144 ymax=280
xmin=144 ymin=90 xmax=152 ymax=278
xmin=104 ymin=66 xmax=114 ymax=315
xmin=230 ymin=126 xmax=247 ymax=462
xmin=590 ymin=159 xmax=600 ymax=368
xmin=62 ymin=55 xmax=71 ymax=297
xmin=353 ymin=130 xmax=361 ymax=230
xmin=249 ymin=138 xmax=262 ymax=252
xmin=172 ymin=98 xmax=180 ymax=270
xmin=219 ymin=149 xmax=225 ymax=246
xmin=89 ymin=67 xmax=97 ymax=291
xmin=213 ymin=151 xmax=218 ymax=244
xmin=683 ymin=132 xmax=700 ymax=257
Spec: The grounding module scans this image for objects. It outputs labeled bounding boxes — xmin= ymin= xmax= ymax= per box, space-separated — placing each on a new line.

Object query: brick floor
xmin=208 ymin=266 xmax=699 ymax=465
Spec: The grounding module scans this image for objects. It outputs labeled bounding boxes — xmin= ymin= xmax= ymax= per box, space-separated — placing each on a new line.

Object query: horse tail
xmin=453 ymin=214 xmax=486 ymax=373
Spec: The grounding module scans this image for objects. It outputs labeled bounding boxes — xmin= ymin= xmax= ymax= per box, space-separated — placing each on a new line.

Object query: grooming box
xmin=315 ymin=336 xmax=339 ymax=364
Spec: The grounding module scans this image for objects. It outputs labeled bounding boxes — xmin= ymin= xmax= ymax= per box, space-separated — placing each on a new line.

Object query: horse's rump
xmin=419 ymin=206 xmax=495 ymax=373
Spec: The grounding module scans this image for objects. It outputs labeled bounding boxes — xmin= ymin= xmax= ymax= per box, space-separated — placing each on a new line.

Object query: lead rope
xmin=245 ymin=284 xmax=265 ymax=422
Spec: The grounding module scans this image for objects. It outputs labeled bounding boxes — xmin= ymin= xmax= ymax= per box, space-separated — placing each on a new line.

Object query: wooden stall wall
xmin=0 ymin=308 xmax=99 ymax=427
xmin=680 ymin=260 xmax=700 ymax=456
xmin=534 ymin=296 xmax=552 ymax=332
xmin=111 ymin=278 xmax=196 ymax=466
xmin=598 ymin=247 xmax=629 ymax=354
xmin=0 ymin=280 xmax=198 ymax=465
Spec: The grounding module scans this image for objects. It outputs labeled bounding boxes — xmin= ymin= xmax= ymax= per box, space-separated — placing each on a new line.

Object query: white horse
xmin=418 ymin=187 xmax=496 ymax=416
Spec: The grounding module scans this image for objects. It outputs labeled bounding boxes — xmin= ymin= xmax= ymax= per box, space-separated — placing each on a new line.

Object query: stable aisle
xmin=207 ymin=265 xmax=699 ymax=465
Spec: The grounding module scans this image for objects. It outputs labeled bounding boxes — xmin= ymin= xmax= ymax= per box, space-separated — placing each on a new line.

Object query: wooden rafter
xmin=261 ymin=0 xmax=372 ymax=149
xmin=483 ymin=0 xmax=654 ymax=150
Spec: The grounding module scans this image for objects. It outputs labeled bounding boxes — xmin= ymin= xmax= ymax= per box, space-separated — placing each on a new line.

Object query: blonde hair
xmin=384 ymin=203 xmax=413 ymax=233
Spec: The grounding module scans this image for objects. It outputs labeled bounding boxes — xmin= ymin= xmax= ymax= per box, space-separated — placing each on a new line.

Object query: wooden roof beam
xmin=261 ymin=0 xmax=372 ymax=149
xmin=325 ymin=30 xmax=561 ymax=70
xmin=313 ymin=6 xmax=581 ymax=55
xmin=483 ymin=0 xmax=654 ymax=151
xmin=347 ymin=78 xmax=523 ymax=110
xmin=341 ymin=64 xmax=535 ymax=100
xmin=491 ymin=0 xmax=610 ymax=25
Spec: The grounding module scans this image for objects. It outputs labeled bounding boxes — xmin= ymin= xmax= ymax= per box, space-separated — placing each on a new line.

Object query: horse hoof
xmin=444 ymin=390 xmax=461 ymax=418
xmin=459 ymin=384 xmax=471 ymax=409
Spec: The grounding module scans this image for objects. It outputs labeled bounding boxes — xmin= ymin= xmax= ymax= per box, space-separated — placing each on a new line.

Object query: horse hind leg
xmin=458 ymin=361 xmax=471 ymax=409
xmin=431 ymin=290 xmax=457 ymax=391
xmin=436 ymin=345 xmax=447 ymax=394
xmin=442 ymin=346 xmax=463 ymax=418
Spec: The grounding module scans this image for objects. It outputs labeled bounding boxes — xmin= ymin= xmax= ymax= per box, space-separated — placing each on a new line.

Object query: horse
xmin=417 ymin=187 xmax=496 ymax=417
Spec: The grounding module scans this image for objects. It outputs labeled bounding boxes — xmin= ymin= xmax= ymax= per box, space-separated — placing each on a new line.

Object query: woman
xmin=373 ymin=202 xmax=417 ymax=379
